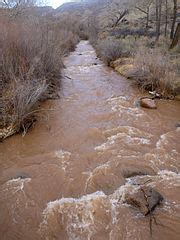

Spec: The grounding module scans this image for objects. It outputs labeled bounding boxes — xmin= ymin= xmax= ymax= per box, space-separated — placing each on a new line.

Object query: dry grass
xmin=76 ymin=0 xmax=180 ymax=99
xmin=96 ymin=37 xmax=136 ymax=65
xmin=0 ymin=11 xmax=80 ymax=139
xmin=93 ymin=30 xmax=179 ymax=97
xmin=1 ymin=80 xmax=47 ymax=136
xmin=133 ymin=47 xmax=180 ymax=96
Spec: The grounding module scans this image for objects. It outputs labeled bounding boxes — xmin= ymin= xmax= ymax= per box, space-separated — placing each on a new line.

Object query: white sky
xmin=49 ymin=0 xmax=70 ymax=8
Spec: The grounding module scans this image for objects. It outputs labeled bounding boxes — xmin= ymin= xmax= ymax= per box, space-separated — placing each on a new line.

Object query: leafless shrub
xmin=0 ymin=11 xmax=80 ymax=138
xmin=96 ymin=37 xmax=135 ymax=65
xmin=2 ymin=80 xmax=47 ymax=134
xmin=133 ymin=47 xmax=179 ymax=96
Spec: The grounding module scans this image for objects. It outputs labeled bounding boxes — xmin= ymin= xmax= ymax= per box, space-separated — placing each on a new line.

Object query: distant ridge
xmin=55 ymin=2 xmax=85 ymax=13
xmin=55 ymin=0 xmax=107 ymax=14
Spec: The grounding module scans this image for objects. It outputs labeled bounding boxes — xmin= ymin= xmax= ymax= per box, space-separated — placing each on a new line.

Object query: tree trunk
xmin=146 ymin=7 xmax=150 ymax=30
xmin=156 ymin=0 xmax=158 ymax=40
xmin=156 ymin=0 xmax=162 ymax=41
xmin=170 ymin=23 xmax=180 ymax=49
xmin=170 ymin=0 xmax=177 ymax=39
xmin=164 ymin=0 xmax=168 ymax=37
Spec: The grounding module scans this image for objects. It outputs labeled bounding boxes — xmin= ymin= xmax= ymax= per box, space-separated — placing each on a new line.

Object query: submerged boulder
xmin=140 ymin=98 xmax=157 ymax=109
xmin=12 ymin=172 xmax=30 ymax=180
xmin=125 ymin=186 xmax=163 ymax=215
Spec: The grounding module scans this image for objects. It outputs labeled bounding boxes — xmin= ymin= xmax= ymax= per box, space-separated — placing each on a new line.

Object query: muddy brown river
xmin=0 ymin=41 xmax=180 ymax=240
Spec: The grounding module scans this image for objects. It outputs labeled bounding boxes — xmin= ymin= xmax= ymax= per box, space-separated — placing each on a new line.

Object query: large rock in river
xmin=140 ymin=98 xmax=157 ymax=109
xmin=124 ymin=186 xmax=163 ymax=215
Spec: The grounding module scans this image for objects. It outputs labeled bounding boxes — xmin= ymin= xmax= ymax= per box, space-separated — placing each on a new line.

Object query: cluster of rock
xmin=140 ymin=98 xmax=157 ymax=109
xmin=124 ymin=186 xmax=163 ymax=216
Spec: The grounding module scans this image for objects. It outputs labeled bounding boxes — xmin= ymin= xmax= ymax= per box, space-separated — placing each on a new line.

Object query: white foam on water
xmin=55 ymin=149 xmax=71 ymax=171
xmin=107 ymin=95 xmax=129 ymax=102
xmin=129 ymin=169 xmax=180 ymax=187
xmin=163 ymin=200 xmax=180 ymax=214
xmin=95 ymin=133 xmax=146 ymax=151
xmin=84 ymin=162 xmax=112 ymax=192
xmin=104 ymin=126 xmax=152 ymax=139
xmin=40 ymin=179 xmax=141 ymax=239
xmin=111 ymin=182 xmax=139 ymax=203
xmin=145 ymin=152 xmax=166 ymax=170
xmin=157 ymin=170 xmax=180 ymax=183
xmin=55 ymin=150 xmax=71 ymax=159
xmin=68 ymin=64 xmax=102 ymax=73
xmin=109 ymin=182 xmax=140 ymax=226
xmin=107 ymin=95 xmax=145 ymax=119
xmin=156 ymin=133 xmax=169 ymax=149
xmin=78 ymin=50 xmax=95 ymax=55
xmin=5 ymin=177 xmax=31 ymax=193
xmin=8 ymin=177 xmax=31 ymax=187
xmin=156 ymin=129 xmax=180 ymax=151
xmin=40 ymin=191 xmax=109 ymax=240
xmin=95 ymin=126 xmax=151 ymax=152
xmin=40 ymin=168 xmax=180 ymax=240
xmin=145 ymin=132 xmax=179 ymax=170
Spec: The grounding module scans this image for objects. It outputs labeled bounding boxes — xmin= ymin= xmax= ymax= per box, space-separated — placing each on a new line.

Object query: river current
xmin=0 ymin=41 xmax=180 ymax=240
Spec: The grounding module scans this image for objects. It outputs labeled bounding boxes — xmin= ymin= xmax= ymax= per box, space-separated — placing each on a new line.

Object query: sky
xmin=49 ymin=0 xmax=71 ymax=9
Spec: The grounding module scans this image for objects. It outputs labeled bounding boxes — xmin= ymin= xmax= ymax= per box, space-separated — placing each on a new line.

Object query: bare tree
xmin=135 ymin=0 xmax=153 ymax=30
xmin=170 ymin=0 xmax=177 ymax=39
xmin=111 ymin=9 xmax=128 ymax=27
xmin=170 ymin=22 xmax=180 ymax=48
xmin=106 ymin=1 xmax=129 ymax=27
xmin=0 ymin=0 xmax=37 ymax=8
xmin=155 ymin=0 xmax=162 ymax=41
xmin=0 ymin=0 xmax=39 ymax=18
xmin=164 ymin=0 xmax=168 ymax=37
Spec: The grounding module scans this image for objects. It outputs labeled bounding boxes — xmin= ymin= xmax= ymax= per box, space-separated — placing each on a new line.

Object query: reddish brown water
xmin=0 ymin=41 xmax=180 ymax=240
